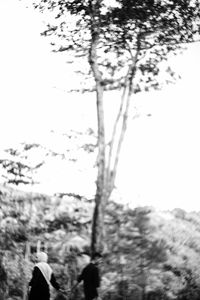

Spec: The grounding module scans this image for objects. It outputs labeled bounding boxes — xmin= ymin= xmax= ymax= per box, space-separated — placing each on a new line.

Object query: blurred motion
xmin=0 ymin=0 xmax=200 ymax=300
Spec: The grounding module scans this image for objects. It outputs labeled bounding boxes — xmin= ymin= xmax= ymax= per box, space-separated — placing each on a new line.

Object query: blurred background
xmin=1 ymin=1 xmax=200 ymax=300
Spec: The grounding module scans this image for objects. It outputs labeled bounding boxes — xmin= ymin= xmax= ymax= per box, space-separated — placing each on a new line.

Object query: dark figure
xmin=29 ymin=252 xmax=60 ymax=300
xmin=72 ymin=252 xmax=102 ymax=300
xmin=0 ymin=253 xmax=7 ymax=300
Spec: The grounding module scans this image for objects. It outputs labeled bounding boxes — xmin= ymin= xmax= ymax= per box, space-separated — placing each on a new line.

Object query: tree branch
xmin=109 ymin=36 xmax=141 ymax=193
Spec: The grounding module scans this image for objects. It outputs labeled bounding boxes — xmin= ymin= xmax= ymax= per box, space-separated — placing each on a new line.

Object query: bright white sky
xmin=1 ymin=0 xmax=200 ymax=211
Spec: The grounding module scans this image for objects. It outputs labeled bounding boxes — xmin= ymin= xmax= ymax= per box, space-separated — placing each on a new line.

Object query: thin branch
xmin=105 ymin=36 xmax=140 ymax=189
xmin=109 ymin=37 xmax=141 ymax=193
xmin=106 ymin=65 xmax=131 ymax=183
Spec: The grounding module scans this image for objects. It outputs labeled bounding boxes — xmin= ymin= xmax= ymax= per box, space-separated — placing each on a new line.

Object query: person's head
xmin=91 ymin=252 xmax=102 ymax=265
xmin=36 ymin=252 xmax=48 ymax=263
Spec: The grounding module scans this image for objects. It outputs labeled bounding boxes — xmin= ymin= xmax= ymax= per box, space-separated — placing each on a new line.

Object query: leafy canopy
xmin=33 ymin=0 xmax=200 ymax=92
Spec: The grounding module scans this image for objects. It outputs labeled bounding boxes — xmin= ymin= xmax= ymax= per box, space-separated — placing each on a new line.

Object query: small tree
xmin=32 ymin=0 xmax=200 ymax=253
xmin=0 ymin=143 xmax=44 ymax=186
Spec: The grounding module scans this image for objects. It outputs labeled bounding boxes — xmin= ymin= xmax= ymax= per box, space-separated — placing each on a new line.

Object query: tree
xmin=0 ymin=143 xmax=44 ymax=186
xmin=32 ymin=0 xmax=200 ymax=253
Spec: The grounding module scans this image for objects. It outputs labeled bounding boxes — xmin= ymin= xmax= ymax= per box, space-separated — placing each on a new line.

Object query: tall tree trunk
xmin=90 ymin=51 xmax=106 ymax=254
xmin=89 ymin=2 xmax=140 ymax=255
xmin=88 ymin=0 xmax=106 ymax=254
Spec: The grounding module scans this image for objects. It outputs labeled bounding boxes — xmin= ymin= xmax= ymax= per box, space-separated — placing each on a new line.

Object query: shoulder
xmin=83 ymin=263 xmax=92 ymax=270
xmin=81 ymin=263 xmax=93 ymax=273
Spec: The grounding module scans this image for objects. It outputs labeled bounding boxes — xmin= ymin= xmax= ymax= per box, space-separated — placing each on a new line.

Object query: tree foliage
xmin=33 ymin=0 xmax=200 ymax=92
xmin=0 ymin=143 xmax=44 ymax=186
xmin=0 ymin=129 xmax=96 ymax=189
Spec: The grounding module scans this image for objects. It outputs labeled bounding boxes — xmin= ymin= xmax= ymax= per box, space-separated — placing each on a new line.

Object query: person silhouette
xmin=28 ymin=252 xmax=60 ymax=300
xmin=71 ymin=252 xmax=103 ymax=300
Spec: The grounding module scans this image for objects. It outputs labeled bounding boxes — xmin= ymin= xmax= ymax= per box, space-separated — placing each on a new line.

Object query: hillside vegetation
xmin=1 ymin=184 xmax=200 ymax=300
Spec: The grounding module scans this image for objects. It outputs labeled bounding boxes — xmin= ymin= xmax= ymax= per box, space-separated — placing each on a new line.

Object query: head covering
xmin=36 ymin=252 xmax=48 ymax=263
xmin=35 ymin=252 xmax=52 ymax=285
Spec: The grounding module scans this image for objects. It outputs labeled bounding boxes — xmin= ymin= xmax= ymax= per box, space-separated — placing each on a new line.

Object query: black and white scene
xmin=0 ymin=0 xmax=200 ymax=300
